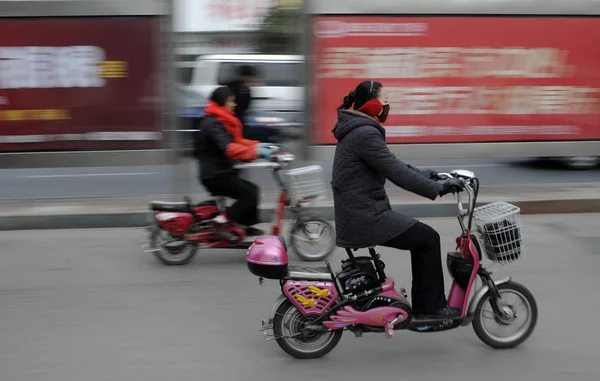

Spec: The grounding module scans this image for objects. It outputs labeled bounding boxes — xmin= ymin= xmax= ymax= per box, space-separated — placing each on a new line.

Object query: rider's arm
xmin=239 ymin=137 xmax=260 ymax=146
xmin=358 ymin=127 xmax=442 ymax=200
xmin=207 ymin=121 xmax=258 ymax=162
xmin=406 ymin=164 xmax=428 ymax=176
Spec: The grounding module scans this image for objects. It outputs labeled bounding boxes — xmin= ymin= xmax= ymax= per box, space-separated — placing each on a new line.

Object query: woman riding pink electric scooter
xmin=244 ymin=81 xmax=537 ymax=359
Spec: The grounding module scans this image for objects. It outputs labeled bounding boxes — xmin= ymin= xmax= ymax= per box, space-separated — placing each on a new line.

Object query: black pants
xmin=201 ymin=175 xmax=260 ymax=227
xmin=381 ymin=222 xmax=447 ymax=315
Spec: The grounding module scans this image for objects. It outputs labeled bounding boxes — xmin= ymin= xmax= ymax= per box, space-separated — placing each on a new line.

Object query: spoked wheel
xmin=289 ymin=218 xmax=336 ymax=261
xmin=273 ymin=300 xmax=343 ymax=359
xmin=472 ymin=281 xmax=538 ymax=349
xmin=150 ymin=227 xmax=197 ymax=266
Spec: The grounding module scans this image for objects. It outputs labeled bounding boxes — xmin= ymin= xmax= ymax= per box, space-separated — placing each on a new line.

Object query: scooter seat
xmin=286 ymin=265 xmax=333 ymax=281
xmin=151 ymin=201 xmax=190 ymax=212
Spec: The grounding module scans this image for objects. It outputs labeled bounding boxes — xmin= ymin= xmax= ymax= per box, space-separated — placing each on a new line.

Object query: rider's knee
xmin=418 ymin=222 xmax=440 ymax=244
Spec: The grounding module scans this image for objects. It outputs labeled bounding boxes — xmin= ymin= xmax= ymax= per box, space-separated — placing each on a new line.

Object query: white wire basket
xmin=284 ymin=165 xmax=327 ymax=205
xmin=472 ymin=201 xmax=524 ymax=264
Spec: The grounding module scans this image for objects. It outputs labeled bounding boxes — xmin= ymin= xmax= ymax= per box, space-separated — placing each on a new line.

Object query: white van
xmin=186 ymin=54 xmax=304 ymax=111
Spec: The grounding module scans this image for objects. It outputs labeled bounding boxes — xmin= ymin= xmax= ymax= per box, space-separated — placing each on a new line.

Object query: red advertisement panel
xmin=311 ymin=16 xmax=600 ymax=145
xmin=0 ymin=17 xmax=161 ymax=152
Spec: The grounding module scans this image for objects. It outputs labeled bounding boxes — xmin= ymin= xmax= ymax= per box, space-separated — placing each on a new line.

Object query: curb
xmin=1 ymin=198 xmax=599 ymax=231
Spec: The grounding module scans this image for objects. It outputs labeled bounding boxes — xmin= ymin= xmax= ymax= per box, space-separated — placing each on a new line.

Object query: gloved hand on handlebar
xmin=439 ymin=179 xmax=464 ymax=197
xmin=257 ymin=147 xmax=273 ymax=160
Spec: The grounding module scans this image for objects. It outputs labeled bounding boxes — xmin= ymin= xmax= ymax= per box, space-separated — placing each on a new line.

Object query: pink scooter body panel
xmin=447 ymin=235 xmax=481 ymax=318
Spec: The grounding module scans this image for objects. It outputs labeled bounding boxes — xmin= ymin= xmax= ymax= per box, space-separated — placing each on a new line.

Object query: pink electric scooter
xmin=246 ymin=169 xmax=538 ymax=359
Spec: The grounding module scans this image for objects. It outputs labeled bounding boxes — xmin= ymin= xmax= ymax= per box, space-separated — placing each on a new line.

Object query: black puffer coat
xmin=194 ymin=116 xmax=238 ymax=180
xmin=331 ymin=110 xmax=443 ymax=248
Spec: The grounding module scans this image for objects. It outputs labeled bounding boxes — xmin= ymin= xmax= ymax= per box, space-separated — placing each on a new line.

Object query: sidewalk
xmin=1 ymin=182 xmax=599 ymax=230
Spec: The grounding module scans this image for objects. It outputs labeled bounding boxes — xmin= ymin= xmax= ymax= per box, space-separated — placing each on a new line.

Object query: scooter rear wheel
xmin=150 ymin=227 xmax=197 ymax=266
xmin=472 ymin=281 xmax=537 ymax=349
xmin=273 ymin=299 xmax=342 ymax=359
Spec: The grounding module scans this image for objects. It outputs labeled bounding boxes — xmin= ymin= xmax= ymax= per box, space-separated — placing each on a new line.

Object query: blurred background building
xmin=0 ymin=0 xmax=598 ymax=170
xmin=174 ymin=0 xmax=303 ymax=85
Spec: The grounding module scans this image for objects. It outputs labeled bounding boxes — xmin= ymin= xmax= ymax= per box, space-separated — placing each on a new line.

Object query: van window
xmin=217 ymin=62 xmax=303 ymax=86
xmin=178 ymin=67 xmax=195 ymax=85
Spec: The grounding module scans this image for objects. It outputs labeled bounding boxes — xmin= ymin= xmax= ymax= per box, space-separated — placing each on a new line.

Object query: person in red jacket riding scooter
xmin=194 ymin=86 xmax=273 ymax=237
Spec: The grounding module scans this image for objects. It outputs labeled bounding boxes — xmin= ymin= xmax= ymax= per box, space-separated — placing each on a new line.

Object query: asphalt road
xmin=0 ymin=157 xmax=599 ymax=199
xmin=1 ymin=214 xmax=599 ymax=381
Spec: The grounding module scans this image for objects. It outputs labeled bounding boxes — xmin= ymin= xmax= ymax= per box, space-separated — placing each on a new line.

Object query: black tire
xmin=272 ymin=299 xmax=343 ymax=359
xmin=472 ymin=281 xmax=537 ymax=349
xmin=289 ymin=217 xmax=336 ymax=262
xmin=150 ymin=227 xmax=197 ymax=266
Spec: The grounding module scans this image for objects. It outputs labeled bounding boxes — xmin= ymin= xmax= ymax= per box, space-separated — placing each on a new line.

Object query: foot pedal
xmin=385 ymin=323 xmax=394 ymax=339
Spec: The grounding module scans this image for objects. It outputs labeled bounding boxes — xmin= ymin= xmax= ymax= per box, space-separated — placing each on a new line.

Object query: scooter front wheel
xmin=273 ymin=299 xmax=342 ymax=359
xmin=289 ymin=218 xmax=336 ymax=261
xmin=472 ymin=281 xmax=538 ymax=349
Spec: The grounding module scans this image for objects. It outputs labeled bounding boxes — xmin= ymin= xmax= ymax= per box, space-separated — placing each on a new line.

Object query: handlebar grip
xmin=435 ymin=172 xmax=453 ymax=181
